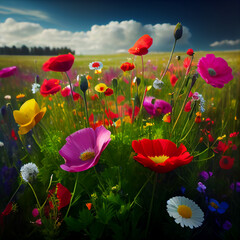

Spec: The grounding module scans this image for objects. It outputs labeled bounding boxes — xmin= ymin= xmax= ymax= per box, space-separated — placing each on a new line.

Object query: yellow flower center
xmin=210 ymin=202 xmax=219 ymax=209
xmin=149 ymin=155 xmax=169 ymax=164
xmin=80 ymin=151 xmax=95 ymax=161
xmin=177 ymin=205 xmax=192 ymax=218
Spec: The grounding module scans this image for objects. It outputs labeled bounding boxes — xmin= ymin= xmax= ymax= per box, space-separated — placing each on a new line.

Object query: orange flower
xmin=16 ymin=93 xmax=25 ymax=99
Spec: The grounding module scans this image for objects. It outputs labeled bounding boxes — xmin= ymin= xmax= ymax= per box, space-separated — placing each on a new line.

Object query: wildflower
xmin=20 ymin=163 xmax=39 ymax=182
xmin=217 ymin=134 xmax=226 ymax=140
xmin=197 ymin=54 xmax=233 ymax=88
xmin=32 ymin=208 xmax=39 ymax=217
xmin=195 ymin=112 xmax=201 ymax=123
xmin=214 ymin=141 xmax=229 ymax=153
xmin=0 ymin=66 xmax=17 ymax=78
xmin=222 ymin=220 xmax=232 ymax=230
xmin=143 ymin=96 xmax=172 ymax=116
xmin=153 ymin=78 xmax=164 ymax=89
xmin=199 ymin=137 xmax=204 ymax=143
xmin=208 ymin=199 xmax=229 ymax=214
xmin=199 ymin=171 xmax=213 ymax=181
xmin=230 ymin=182 xmax=240 ymax=192
xmin=197 ymin=182 xmax=206 ymax=193
xmin=208 ymin=134 xmax=214 ymax=142
xmin=198 ymin=94 xmax=205 ymax=112
xmin=163 ymin=112 xmax=171 ymax=123
xmin=91 ymin=94 xmax=99 ymax=100
xmin=104 ymin=88 xmax=114 ymax=96
xmin=32 ymin=83 xmax=40 ymax=94
xmin=170 ymin=74 xmax=178 ymax=87
xmin=89 ymin=61 xmax=103 ymax=70
xmin=186 ymin=49 xmax=194 ymax=56
xmin=132 ymin=139 xmax=193 ymax=173
xmin=86 ymin=203 xmax=92 ymax=210
xmin=0 ymin=202 xmax=13 ymax=226
xmin=166 ymin=196 xmax=204 ymax=228
xmin=42 ymin=53 xmax=75 ymax=72
xmin=40 ymin=79 xmax=62 ymax=97
xmin=86 ymin=75 xmax=92 ymax=80
xmin=184 ymin=100 xmax=192 ymax=112
xmin=219 ymin=156 xmax=234 ymax=170
xmin=183 ymin=57 xmax=191 ymax=69
xmin=128 ymin=34 xmax=153 ymax=56
xmin=13 ymin=99 xmax=46 ymax=135
xmin=0 ymin=141 xmax=4 ymax=147
xmin=117 ymin=95 xmax=125 ymax=104
xmin=4 ymin=95 xmax=11 ymax=100
xmin=229 ymin=132 xmax=239 ymax=138
xmin=95 ymin=83 xmax=108 ymax=93
xmin=61 ymin=87 xmax=71 ymax=97
xmin=120 ymin=62 xmax=135 ymax=72
xmin=59 ymin=126 xmax=111 ymax=172
xmin=16 ymin=93 xmax=25 ymax=99
xmin=174 ymin=23 xmax=183 ymax=40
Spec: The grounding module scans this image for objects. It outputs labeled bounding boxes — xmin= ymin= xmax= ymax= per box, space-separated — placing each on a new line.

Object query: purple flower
xmin=0 ymin=66 xmax=17 ymax=78
xmin=230 ymin=182 xmax=240 ymax=192
xmin=103 ymin=67 xmax=121 ymax=85
xmin=197 ymin=182 xmax=206 ymax=193
xmin=222 ymin=220 xmax=232 ymax=230
xmin=59 ymin=126 xmax=111 ymax=172
xmin=199 ymin=171 xmax=213 ymax=181
xmin=143 ymin=96 xmax=172 ymax=116
xmin=197 ymin=54 xmax=233 ymax=88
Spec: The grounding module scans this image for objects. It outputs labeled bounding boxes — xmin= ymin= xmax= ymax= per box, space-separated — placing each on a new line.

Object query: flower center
xmin=80 ymin=151 xmax=95 ymax=161
xmin=223 ymin=158 xmax=229 ymax=164
xmin=210 ymin=202 xmax=218 ymax=209
xmin=208 ymin=68 xmax=216 ymax=76
xmin=100 ymin=87 xmax=105 ymax=92
xmin=177 ymin=205 xmax=192 ymax=218
xmin=149 ymin=155 xmax=169 ymax=164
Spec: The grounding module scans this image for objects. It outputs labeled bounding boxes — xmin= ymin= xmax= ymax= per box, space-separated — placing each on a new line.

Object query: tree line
xmin=0 ymin=45 xmax=75 ymax=55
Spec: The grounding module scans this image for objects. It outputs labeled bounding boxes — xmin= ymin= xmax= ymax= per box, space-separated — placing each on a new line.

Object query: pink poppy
xmin=59 ymin=126 xmax=111 ymax=172
xmin=197 ymin=54 xmax=233 ymax=88
xmin=0 ymin=66 xmax=17 ymax=78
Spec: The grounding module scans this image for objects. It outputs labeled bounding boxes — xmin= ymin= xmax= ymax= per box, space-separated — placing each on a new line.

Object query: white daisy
xmin=20 ymin=163 xmax=39 ymax=183
xmin=153 ymin=78 xmax=164 ymax=90
xmin=166 ymin=196 xmax=204 ymax=229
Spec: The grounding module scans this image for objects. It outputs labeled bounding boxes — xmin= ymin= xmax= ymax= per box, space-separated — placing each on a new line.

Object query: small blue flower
xmin=197 ymin=182 xmax=206 ymax=193
xmin=208 ymin=198 xmax=229 ymax=214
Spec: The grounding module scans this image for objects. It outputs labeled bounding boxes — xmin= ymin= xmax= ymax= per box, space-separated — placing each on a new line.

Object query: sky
xmin=0 ymin=0 xmax=239 ymax=54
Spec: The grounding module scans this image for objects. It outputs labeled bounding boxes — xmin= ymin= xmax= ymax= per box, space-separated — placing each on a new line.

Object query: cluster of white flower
xmin=32 ymin=83 xmax=41 ymax=94
xmin=20 ymin=162 xmax=39 ymax=182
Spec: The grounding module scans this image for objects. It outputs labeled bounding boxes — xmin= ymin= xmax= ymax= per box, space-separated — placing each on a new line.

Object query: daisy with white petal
xmin=166 ymin=196 xmax=204 ymax=229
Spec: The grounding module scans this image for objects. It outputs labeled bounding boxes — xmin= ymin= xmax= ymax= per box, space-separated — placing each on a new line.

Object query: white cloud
xmin=210 ymin=39 xmax=240 ymax=47
xmin=0 ymin=5 xmax=50 ymax=21
xmin=0 ymin=18 xmax=191 ymax=55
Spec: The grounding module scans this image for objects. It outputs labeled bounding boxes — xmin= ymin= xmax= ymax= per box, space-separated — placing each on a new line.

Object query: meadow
xmin=0 ymin=40 xmax=239 ymax=240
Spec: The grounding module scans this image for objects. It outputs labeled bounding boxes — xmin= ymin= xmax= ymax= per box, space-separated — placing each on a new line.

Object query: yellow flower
xmin=114 ymin=119 xmax=121 ymax=128
xmin=13 ymin=99 xmax=46 ymax=135
xmin=95 ymin=69 xmax=102 ymax=74
xmin=95 ymin=83 xmax=108 ymax=93
xmin=123 ymin=116 xmax=131 ymax=124
xmin=16 ymin=93 xmax=25 ymax=99
xmin=217 ymin=135 xmax=226 ymax=141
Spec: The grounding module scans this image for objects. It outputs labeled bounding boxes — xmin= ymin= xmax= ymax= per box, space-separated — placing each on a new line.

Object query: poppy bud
xmin=80 ymin=75 xmax=88 ymax=93
xmin=134 ymin=94 xmax=140 ymax=107
xmin=35 ymin=75 xmax=40 ymax=84
xmin=136 ymin=77 xmax=141 ymax=86
xmin=187 ymin=49 xmax=194 ymax=56
xmin=112 ymin=78 xmax=118 ymax=89
xmin=174 ymin=23 xmax=183 ymax=40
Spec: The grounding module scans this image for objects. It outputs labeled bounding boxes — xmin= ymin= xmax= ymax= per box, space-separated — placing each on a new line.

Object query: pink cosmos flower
xmin=0 ymin=66 xmax=17 ymax=78
xmin=59 ymin=126 xmax=111 ymax=172
xmin=143 ymin=96 xmax=172 ymax=116
xmin=197 ymin=54 xmax=233 ymax=88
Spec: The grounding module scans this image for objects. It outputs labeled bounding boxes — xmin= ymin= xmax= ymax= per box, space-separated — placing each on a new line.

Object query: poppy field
xmin=0 ymin=24 xmax=240 ymax=240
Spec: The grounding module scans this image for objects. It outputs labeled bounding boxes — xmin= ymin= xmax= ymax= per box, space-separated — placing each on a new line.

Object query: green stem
xmin=141 ymin=55 xmax=145 ymax=87
xmin=83 ymin=91 xmax=89 ymax=127
xmin=160 ymin=39 xmax=176 ymax=81
xmin=64 ymin=172 xmax=79 ymax=219
xmin=28 ymin=182 xmax=42 ymax=218
xmin=65 ymin=72 xmax=75 ymax=102
xmin=130 ymin=172 xmax=154 ymax=208
xmin=179 ymin=120 xmax=195 ymax=142
xmin=94 ymin=167 xmax=105 ymax=192
xmin=7 ymin=180 xmax=23 ymax=205
xmin=145 ymin=173 xmax=158 ymax=238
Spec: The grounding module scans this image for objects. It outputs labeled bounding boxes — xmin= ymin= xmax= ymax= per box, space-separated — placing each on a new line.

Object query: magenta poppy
xmin=197 ymin=54 xmax=233 ymax=88
xmin=143 ymin=96 xmax=172 ymax=116
xmin=59 ymin=126 xmax=111 ymax=172
xmin=0 ymin=66 xmax=17 ymax=78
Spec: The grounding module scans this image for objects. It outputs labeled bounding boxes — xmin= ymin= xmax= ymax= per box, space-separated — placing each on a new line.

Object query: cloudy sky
xmin=0 ymin=0 xmax=239 ymax=54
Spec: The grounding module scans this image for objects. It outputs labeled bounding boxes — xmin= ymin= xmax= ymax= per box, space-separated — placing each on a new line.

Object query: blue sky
xmin=0 ymin=0 xmax=239 ymax=54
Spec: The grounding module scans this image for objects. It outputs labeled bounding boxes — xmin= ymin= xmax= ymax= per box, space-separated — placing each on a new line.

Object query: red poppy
xmin=73 ymin=92 xmax=81 ymax=101
xmin=219 ymin=156 xmax=234 ymax=170
xmin=40 ymin=79 xmax=62 ymax=97
xmin=117 ymin=95 xmax=125 ymax=104
xmin=61 ymin=87 xmax=71 ymax=97
xmin=170 ymin=74 xmax=178 ymax=87
xmin=91 ymin=94 xmax=99 ymax=100
xmin=214 ymin=141 xmax=229 ymax=153
xmin=42 ymin=53 xmax=75 ymax=72
xmin=104 ymin=88 xmax=114 ymax=96
xmin=186 ymin=49 xmax=194 ymax=56
xmin=86 ymin=203 xmax=92 ymax=210
xmin=120 ymin=62 xmax=135 ymax=72
xmin=208 ymin=134 xmax=214 ymax=142
xmin=105 ymin=109 xmax=118 ymax=119
xmin=0 ymin=202 xmax=13 ymax=226
xmin=184 ymin=100 xmax=192 ymax=112
xmin=132 ymin=139 xmax=193 ymax=173
xmin=128 ymin=34 xmax=153 ymax=56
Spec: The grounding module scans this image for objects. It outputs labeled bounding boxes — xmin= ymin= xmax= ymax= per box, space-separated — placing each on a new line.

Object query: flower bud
xmin=112 ymin=78 xmax=118 ymax=89
xmin=174 ymin=23 xmax=183 ymax=40
xmin=80 ymin=75 xmax=88 ymax=93
xmin=35 ymin=75 xmax=40 ymax=84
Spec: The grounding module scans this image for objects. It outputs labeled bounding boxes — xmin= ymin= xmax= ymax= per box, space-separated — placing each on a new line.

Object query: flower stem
xmin=7 ymin=179 xmax=23 ymax=205
xmin=141 ymin=55 xmax=145 ymax=86
xmin=94 ymin=166 xmax=105 ymax=192
xmin=65 ymin=72 xmax=75 ymax=102
xmin=145 ymin=173 xmax=158 ymax=239
xmin=28 ymin=181 xmax=42 ymax=218
xmin=83 ymin=91 xmax=89 ymax=127
xmin=64 ymin=172 xmax=79 ymax=219
xmin=160 ymin=39 xmax=176 ymax=81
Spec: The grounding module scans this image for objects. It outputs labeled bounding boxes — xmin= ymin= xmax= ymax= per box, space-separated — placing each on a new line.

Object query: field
xmin=0 ymin=49 xmax=239 ymax=240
